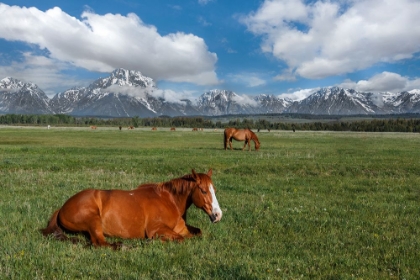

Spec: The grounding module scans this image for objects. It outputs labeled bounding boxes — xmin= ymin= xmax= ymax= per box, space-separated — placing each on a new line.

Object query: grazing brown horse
xmin=224 ymin=128 xmax=260 ymax=151
xmin=152 ymin=127 xmax=157 ymax=131
xmin=41 ymin=169 xmax=222 ymax=249
xmin=170 ymin=127 xmax=176 ymax=131
xmin=128 ymin=126 xmax=134 ymax=130
xmin=192 ymin=127 xmax=198 ymax=131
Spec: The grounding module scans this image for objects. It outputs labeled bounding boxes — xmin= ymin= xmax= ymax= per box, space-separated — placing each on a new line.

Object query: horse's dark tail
xmin=40 ymin=209 xmax=69 ymax=242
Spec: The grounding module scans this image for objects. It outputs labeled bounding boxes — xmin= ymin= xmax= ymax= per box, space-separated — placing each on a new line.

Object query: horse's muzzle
xmin=209 ymin=209 xmax=222 ymax=223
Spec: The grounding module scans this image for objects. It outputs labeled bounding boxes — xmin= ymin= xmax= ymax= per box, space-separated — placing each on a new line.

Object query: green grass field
xmin=0 ymin=126 xmax=419 ymax=279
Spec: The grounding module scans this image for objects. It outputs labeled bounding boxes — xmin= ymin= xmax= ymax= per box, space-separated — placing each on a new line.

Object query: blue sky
xmin=0 ymin=0 xmax=420 ymax=101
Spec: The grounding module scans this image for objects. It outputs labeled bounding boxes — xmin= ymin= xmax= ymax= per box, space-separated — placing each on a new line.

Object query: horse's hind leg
xmin=41 ymin=209 xmax=73 ymax=242
xmin=86 ymin=219 xmax=121 ymax=249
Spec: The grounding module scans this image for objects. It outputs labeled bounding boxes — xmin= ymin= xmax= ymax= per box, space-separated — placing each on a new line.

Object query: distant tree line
xmin=1 ymin=113 xmax=420 ymax=133
xmin=227 ymin=118 xmax=420 ymax=132
xmin=0 ymin=114 xmax=216 ymax=128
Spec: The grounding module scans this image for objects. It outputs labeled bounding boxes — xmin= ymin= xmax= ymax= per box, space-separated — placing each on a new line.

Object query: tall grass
xmin=0 ymin=127 xmax=419 ymax=279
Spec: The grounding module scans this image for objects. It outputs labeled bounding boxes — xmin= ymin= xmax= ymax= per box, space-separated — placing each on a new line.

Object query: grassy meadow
xmin=0 ymin=126 xmax=419 ymax=279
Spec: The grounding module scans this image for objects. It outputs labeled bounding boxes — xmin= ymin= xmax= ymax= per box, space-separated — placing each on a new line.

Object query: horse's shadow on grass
xmin=194 ymin=147 xmax=257 ymax=151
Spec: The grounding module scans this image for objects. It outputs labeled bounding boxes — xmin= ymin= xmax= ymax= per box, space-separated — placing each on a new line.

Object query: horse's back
xmin=226 ymin=128 xmax=247 ymax=141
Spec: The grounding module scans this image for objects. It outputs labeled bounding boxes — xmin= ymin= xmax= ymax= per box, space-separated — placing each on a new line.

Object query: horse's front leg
xmin=147 ymin=220 xmax=199 ymax=242
xmin=175 ymin=219 xmax=202 ymax=238
xmin=147 ymin=225 xmax=185 ymax=242
xmin=186 ymin=224 xmax=202 ymax=236
xmin=181 ymin=213 xmax=202 ymax=236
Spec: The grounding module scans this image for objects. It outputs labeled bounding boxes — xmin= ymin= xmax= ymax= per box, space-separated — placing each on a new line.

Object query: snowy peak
xmin=194 ymin=89 xmax=291 ymax=115
xmin=1 ymin=77 xmax=21 ymax=90
xmin=255 ymin=94 xmax=292 ymax=109
xmin=1 ymin=77 xmax=40 ymax=93
xmin=408 ymin=89 xmax=420 ymax=95
xmin=198 ymin=89 xmax=237 ymax=104
xmin=49 ymin=87 xmax=87 ymax=114
xmin=69 ymin=69 xmax=158 ymax=117
xmin=0 ymin=77 xmax=52 ymax=114
xmin=92 ymin=68 xmax=155 ymax=90
xmin=197 ymin=90 xmax=246 ymax=115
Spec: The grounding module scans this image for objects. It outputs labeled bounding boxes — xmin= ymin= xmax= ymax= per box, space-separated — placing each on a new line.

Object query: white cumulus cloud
xmin=232 ymin=94 xmax=259 ymax=107
xmin=241 ymin=0 xmax=420 ymax=80
xmin=0 ymin=52 xmax=86 ymax=96
xmin=338 ymin=71 xmax=420 ymax=93
xmin=102 ymin=84 xmax=194 ymax=104
xmin=279 ymin=88 xmax=319 ymax=101
xmin=228 ymin=73 xmax=266 ymax=87
xmin=0 ymin=3 xmax=219 ymax=86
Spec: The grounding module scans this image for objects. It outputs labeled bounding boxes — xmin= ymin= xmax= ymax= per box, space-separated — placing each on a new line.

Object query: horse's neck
xmin=160 ymin=179 xmax=194 ymax=214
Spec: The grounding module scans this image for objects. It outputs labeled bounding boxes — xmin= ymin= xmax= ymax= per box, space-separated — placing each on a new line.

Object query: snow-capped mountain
xmin=387 ymin=90 xmax=420 ymax=113
xmin=287 ymin=87 xmax=376 ymax=115
xmin=2 ymin=69 xmax=420 ymax=117
xmin=196 ymin=90 xmax=292 ymax=115
xmin=197 ymin=90 xmax=252 ymax=115
xmin=286 ymin=87 xmax=420 ymax=115
xmin=70 ymin=68 xmax=158 ymax=117
xmin=55 ymin=69 xmax=204 ymax=117
xmin=49 ymin=87 xmax=87 ymax=114
xmin=254 ymin=94 xmax=292 ymax=114
xmin=0 ymin=77 xmax=53 ymax=114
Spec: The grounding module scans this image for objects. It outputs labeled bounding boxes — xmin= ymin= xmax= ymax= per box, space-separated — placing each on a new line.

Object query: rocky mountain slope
xmin=1 ymin=69 xmax=420 ymax=117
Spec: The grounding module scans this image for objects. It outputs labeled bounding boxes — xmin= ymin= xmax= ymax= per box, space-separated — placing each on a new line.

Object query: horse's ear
xmin=207 ymin=169 xmax=212 ymax=177
xmin=191 ymin=169 xmax=200 ymax=182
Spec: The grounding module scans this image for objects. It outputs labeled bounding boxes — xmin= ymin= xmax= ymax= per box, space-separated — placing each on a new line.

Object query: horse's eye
xmin=200 ymin=189 xmax=207 ymax=194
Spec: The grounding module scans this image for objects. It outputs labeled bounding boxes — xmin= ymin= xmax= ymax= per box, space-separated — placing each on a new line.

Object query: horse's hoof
xmin=111 ymin=242 xmax=123 ymax=250
xmin=190 ymin=228 xmax=202 ymax=236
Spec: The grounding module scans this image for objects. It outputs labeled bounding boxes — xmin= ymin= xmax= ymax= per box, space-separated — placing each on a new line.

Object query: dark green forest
xmin=1 ymin=113 xmax=420 ymax=133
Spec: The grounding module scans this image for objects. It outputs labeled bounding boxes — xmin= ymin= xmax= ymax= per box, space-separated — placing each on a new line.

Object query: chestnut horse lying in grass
xmin=224 ymin=128 xmax=260 ymax=151
xmin=41 ymin=169 xmax=222 ymax=249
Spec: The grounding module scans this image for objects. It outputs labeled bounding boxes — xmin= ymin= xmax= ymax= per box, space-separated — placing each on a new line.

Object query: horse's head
xmin=255 ymin=140 xmax=260 ymax=151
xmin=251 ymin=131 xmax=261 ymax=151
xmin=191 ymin=169 xmax=222 ymax=223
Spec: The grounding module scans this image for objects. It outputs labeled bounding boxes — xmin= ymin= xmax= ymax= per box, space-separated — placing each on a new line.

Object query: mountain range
xmin=1 ymin=68 xmax=420 ymax=117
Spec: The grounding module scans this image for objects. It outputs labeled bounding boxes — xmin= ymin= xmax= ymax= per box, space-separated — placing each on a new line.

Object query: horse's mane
xmin=156 ymin=173 xmax=207 ymax=195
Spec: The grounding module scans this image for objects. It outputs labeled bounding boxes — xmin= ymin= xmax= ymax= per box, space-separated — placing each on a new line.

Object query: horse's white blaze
xmin=210 ymin=184 xmax=222 ymax=222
